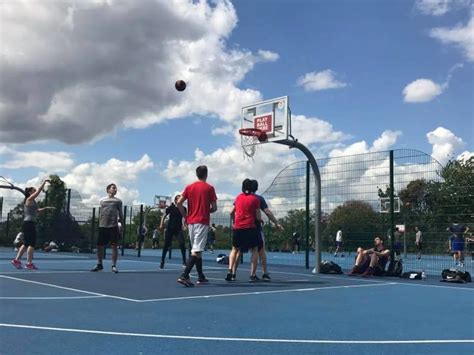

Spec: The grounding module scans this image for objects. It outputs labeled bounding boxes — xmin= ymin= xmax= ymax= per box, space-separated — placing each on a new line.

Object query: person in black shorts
xmin=348 ymin=237 xmax=390 ymax=277
xmin=91 ymin=183 xmax=124 ymax=273
xmin=226 ymin=179 xmax=261 ymax=282
xmin=159 ymin=195 xmax=187 ymax=269
xmin=11 ymin=179 xmax=54 ymax=270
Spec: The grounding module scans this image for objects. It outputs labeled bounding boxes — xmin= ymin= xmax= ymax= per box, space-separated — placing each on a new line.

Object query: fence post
xmin=305 ymin=160 xmax=310 ymax=269
xmin=5 ymin=212 xmax=11 ymax=241
xmin=90 ymin=207 xmax=96 ymax=254
xmin=137 ymin=204 xmax=143 ymax=257
xmin=389 ymin=150 xmax=395 ymax=258
xmin=121 ymin=205 xmax=127 ymax=256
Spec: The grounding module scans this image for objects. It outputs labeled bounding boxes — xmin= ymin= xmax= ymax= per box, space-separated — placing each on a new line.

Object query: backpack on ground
xmin=216 ymin=254 xmax=229 ymax=265
xmin=401 ymin=271 xmax=422 ymax=280
xmin=320 ymin=260 xmax=343 ymax=274
xmin=441 ymin=269 xmax=471 ymax=283
xmin=385 ymin=259 xmax=403 ymax=277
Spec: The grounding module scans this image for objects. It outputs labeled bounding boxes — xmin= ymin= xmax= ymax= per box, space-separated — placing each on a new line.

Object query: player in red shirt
xmin=176 ymin=165 xmax=217 ymax=287
xmin=226 ymin=179 xmax=262 ymax=282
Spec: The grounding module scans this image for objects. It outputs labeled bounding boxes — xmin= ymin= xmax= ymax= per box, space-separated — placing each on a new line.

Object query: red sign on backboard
xmin=254 ymin=113 xmax=273 ymax=134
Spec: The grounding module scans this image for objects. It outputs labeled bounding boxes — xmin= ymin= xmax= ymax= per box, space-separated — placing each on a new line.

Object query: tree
xmin=326 ymin=200 xmax=380 ymax=251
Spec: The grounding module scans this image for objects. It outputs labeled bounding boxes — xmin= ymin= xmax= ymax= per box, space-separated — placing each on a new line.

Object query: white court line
xmin=0 ymin=275 xmax=139 ymax=302
xmin=0 ymin=323 xmax=472 ymax=344
xmin=0 ymin=296 xmax=105 ymax=300
xmin=137 ymin=282 xmax=397 ymax=303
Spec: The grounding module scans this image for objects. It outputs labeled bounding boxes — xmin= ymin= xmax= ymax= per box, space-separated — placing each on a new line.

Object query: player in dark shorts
xmin=249 ymin=179 xmax=284 ymax=281
xmin=226 ymin=179 xmax=261 ymax=282
xmin=11 ymin=179 xmax=54 ymax=270
xmin=348 ymin=237 xmax=390 ymax=277
xmin=159 ymin=195 xmax=187 ymax=269
xmin=91 ymin=183 xmax=124 ymax=273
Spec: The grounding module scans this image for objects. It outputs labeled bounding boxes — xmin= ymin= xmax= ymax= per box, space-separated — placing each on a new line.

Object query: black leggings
xmin=161 ymin=228 xmax=186 ymax=263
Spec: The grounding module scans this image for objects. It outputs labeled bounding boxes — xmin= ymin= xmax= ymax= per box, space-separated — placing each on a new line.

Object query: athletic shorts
xmin=188 ymin=224 xmax=209 ymax=252
xmin=22 ymin=221 xmax=37 ymax=247
xmin=165 ymin=228 xmax=185 ymax=244
xmin=393 ymin=242 xmax=402 ymax=252
xmin=336 ymin=241 xmax=343 ymax=248
xmin=416 ymin=242 xmax=422 ymax=251
xmin=451 ymin=237 xmax=465 ymax=252
xmin=232 ymin=228 xmax=260 ymax=252
xmin=97 ymin=227 xmax=119 ymax=246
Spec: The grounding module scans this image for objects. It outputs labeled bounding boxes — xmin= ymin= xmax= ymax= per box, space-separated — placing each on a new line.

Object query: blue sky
xmin=0 ymin=0 xmax=472 ymax=207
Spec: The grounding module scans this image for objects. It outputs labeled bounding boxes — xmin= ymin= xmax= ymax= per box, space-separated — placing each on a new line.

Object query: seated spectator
xmin=43 ymin=241 xmax=59 ymax=252
xmin=348 ymin=237 xmax=390 ymax=277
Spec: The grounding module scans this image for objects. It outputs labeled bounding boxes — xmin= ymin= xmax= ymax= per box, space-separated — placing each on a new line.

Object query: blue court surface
xmin=1 ymin=249 xmax=473 ymax=355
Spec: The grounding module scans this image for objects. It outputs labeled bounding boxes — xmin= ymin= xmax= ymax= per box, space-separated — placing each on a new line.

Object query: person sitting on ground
xmin=43 ymin=240 xmax=59 ymax=252
xmin=348 ymin=236 xmax=390 ymax=277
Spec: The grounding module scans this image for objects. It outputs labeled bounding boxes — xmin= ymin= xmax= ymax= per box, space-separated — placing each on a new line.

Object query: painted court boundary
xmin=0 ymin=324 xmax=472 ymax=344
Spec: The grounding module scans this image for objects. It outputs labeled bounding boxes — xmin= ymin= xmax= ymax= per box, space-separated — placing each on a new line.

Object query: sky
xmin=0 ymin=0 xmax=473 ymax=208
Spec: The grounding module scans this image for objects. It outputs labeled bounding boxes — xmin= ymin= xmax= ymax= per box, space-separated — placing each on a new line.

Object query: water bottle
xmin=421 ymin=270 xmax=426 ymax=281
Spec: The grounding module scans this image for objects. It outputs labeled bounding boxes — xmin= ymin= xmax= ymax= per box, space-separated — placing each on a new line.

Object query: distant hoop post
xmin=239 ymin=128 xmax=267 ymax=158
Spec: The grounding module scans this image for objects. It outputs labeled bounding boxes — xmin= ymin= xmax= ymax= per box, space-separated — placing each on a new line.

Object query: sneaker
xmin=160 ymin=261 xmax=164 ymax=269
xmin=25 ymin=263 xmax=38 ymax=270
xmin=225 ymin=273 xmax=234 ymax=281
xmin=347 ymin=266 xmax=360 ymax=276
xmin=197 ymin=278 xmax=209 ymax=285
xmin=11 ymin=259 xmax=22 ymax=269
xmin=91 ymin=264 xmax=103 ymax=272
xmin=112 ymin=266 xmax=119 ymax=273
xmin=459 ymin=262 xmax=464 ymax=267
xmin=177 ymin=277 xmax=194 ymax=287
xmin=334 ymin=253 xmax=337 ymax=257
xmin=249 ymin=275 xmax=260 ymax=282
xmin=262 ymin=273 xmax=271 ymax=282
xmin=182 ymin=263 xmax=186 ymax=268
xmin=361 ymin=267 xmax=375 ymax=278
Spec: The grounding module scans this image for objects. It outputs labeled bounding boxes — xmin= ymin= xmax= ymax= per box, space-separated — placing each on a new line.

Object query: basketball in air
xmin=175 ymin=80 xmax=186 ymax=92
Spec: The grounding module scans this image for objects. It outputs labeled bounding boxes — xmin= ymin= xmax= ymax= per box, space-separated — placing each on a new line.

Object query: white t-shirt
xmin=415 ymin=231 xmax=422 ymax=243
xmin=336 ymin=230 xmax=343 ymax=242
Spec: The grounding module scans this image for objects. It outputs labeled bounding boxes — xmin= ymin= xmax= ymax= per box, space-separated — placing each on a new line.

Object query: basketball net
xmin=241 ymin=135 xmax=258 ymax=158
xmin=239 ymin=128 xmax=267 ymax=159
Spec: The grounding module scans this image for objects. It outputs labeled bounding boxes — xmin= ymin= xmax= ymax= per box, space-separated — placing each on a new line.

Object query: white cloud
xmin=429 ymin=15 xmax=474 ymax=62
xmin=162 ymin=112 xmax=350 ymax=193
xmin=457 ymin=150 xmax=474 ymax=162
xmin=416 ymin=0 xmax=451 ymax=16
xmin=62 ymin=154 xmax=154 ymax=205
xmin=0 ymin=145 xmax=74 ymax=171
xmin=402 ymin=64 xmax=463 ymax=103
xmin=296 ymin=70 xmax=347 ymax=92
xmin=402 ymin=79 xmax=443 ymax=103
xmin=426 ymin=127 xmax=465 ymax=164
xmin=416 ymin=0 xmax=470 ymax=16
xmin=371 ymin=130 xmax=403 ymax=151
xmin=0 ymin=0 xmax=277 ymax=144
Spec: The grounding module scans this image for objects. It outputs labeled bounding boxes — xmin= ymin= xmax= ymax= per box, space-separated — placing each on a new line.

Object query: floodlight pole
xmin=276 ymin=139 xmax=322 ymax=273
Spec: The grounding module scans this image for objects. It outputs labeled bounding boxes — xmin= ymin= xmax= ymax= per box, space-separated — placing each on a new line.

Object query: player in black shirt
xmin=159 ymin=195 xmax=187 ymax=269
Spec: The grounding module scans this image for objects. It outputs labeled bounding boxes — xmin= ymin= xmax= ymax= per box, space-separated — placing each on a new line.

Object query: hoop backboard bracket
xmin=241 ymin=96 xmax=290 ymax=147
xmin=379 ymin=197 xmax=400 ymax=213
xmin=154 ymin=195 xmax=171 ymax=210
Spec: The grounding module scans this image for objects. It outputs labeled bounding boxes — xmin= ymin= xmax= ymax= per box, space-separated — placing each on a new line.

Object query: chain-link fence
xmin=1 ymin=149 xmax=472 ymax=276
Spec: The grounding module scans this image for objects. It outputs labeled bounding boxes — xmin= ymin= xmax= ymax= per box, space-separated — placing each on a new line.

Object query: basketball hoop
xmin=239 ymin=128 xmax=267 ymax=158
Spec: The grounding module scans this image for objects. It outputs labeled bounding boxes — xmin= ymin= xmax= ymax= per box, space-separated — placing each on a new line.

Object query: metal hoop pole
xmin=275 ymin=139 xmax=322 ymax=273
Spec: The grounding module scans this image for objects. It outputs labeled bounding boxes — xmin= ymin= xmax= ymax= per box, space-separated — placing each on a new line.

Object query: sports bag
xmin=401 ymin=271 xmax=422 ymax=280
xmin=320 ymin=260 xmax=343 ymax=274
xmin=441 ymin=269 xmax=471 ymax=283
xmin=385 ymin=259 xmax=403 ymax=277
